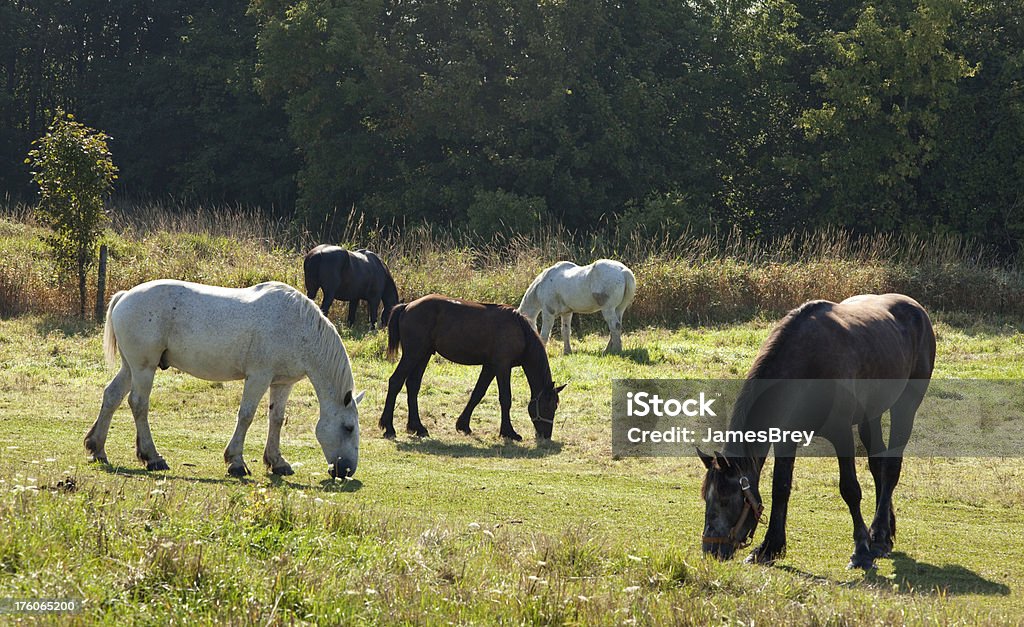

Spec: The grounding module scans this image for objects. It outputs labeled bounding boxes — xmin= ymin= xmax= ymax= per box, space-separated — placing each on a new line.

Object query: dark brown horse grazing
xmin=698 ymin=293 xmax=935 ymax=569
xmin=379 ymin=295 xmax=566 ymax=441
xmin=303 ymin=245 xmax=399 ymax=328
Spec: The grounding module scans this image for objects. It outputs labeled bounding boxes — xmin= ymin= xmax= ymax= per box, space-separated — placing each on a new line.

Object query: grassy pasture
xmin=1 ymin=207 xmax=1023 ymax=624
xmin=0 ymin=315 xmax=1022 ymax=625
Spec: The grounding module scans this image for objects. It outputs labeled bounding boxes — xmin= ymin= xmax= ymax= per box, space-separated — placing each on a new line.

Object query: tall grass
xmin=1 ymin=201 xmax=1021 ymax=322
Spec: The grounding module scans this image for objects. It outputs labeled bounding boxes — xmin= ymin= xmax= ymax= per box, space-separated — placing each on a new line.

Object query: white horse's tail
xmin=618 ymin=266 xmax=637 ymax=314
xmin=103 ymin=291 xmax=127 ymax=367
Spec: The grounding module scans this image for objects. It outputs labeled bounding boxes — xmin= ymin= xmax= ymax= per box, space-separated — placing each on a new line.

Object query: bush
xmin=466 ymin=189 xmax=547 ymax=239
xmin=617 ymin=192 xmax=715 ymax=239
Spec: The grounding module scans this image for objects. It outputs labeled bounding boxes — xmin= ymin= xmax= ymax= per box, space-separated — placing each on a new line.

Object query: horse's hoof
xmin=89 ymin=454 xmax=108 ymax=464
xmin=382 ymin=430 xmax=397 ymax=440
xmin=745 ymin=551 xmax=778 ymax=566
xmin=455 ymin=422 xmax=472 ymax=435
xmin=227 ymin=463 xmax=250 ymax=477
xmin=409 ymin=427 xmax=430 ymax=438
xmin=146 ymin=459 xmax=170 ymax=471
xmin=271 ymin=464 xmax=294 ymax=476
xmin=869 ymin=543 xmax=892 ymax=559
xmin=500 ymin=430 xmax=523 ymax=442
xmin=746 ymin=541 xmax=784 ymax=565
xmin=847 ymin=550 xmax=877 ymax=570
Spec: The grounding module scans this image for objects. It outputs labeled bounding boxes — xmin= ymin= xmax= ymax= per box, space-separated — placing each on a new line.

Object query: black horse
xmin=698 ymin=293 xmax=935 ymax=569
xmin=303 ymin=245 xmax=399 ymax=328
xmin=380 ymin=294 xmax=566 ymax=441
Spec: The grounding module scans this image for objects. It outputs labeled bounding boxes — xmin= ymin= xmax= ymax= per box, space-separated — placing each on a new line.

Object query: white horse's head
xmin=316 ymin=389 xmax=364 ymax=478
xmin=517 ymin=282 xmax=542 ymax=330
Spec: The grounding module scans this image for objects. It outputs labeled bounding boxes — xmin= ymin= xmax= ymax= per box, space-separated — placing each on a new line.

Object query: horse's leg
xmin=403 ymin=357 xmax=431 ymax=437
xmin=85 ymin=362 xmax=132 ymax=464
xmin=858 ymin=415 xmax=886 ymax=548
xmin=127 ymin=367 xmax=168 ymax=471
xmin=602 ymin=306 xmax=623 ymax=353
xmin=539 ymin=310 xmax=555 ymax=345
xmin=456 ymin=366 xmax=496 ymax=435
xmin=367 ymin=295 xmax=381 ymax=329
xmin=495 ymin=365 xmax=521 ymax=441
xmin=837 ymin=452 xmax=874 ymax=569
xmin=320 ymin=286 xmax=336 ymax=317
xmin=868 ymin=391 xmax=921 ymax=557
xmin=224 ymin=373 xmax=272 ymax=477
xmin=263 ymin=383 xmax=296 ymax=476
xmin=347 ymin=299 xmax=359 ymax=327
xmin=560 ymin=313 xmax=573 ymax=355
xmin=747 ymin=454 xmax=794 ymax=564
xmin=379 ymin=354 xmax=416 ymax=439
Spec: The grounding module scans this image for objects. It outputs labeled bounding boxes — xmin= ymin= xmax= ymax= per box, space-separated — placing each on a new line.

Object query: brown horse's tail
xmin=386 ymin=303 xmax=407 ymax=361
xmin=103 ymin=291 xmax=128 ymax=367
xmin=302 ymin=247 xmax=321 ymax=300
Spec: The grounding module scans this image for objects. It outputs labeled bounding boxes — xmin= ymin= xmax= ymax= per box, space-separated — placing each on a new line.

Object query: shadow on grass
xmin=559 ymin=346 xmax=654 ymax=364
xmin=94 ymin=461 xmax=364 ymax=492
xmin=393 ymin=436 xmax=563 ymax=459
xmin=95 ymin=462 xmax=250 ymax=486
xmin=778 ymin=552 xmax=1010 ymax=596
xmin=615 ymin=347 xmax=653 ymax=364
xmin=931 ymin=312 xmax=1024 ymax=337
xmin=33 ymin=315 xmax=100 ymax=338
xmin=867 ymin=551 xmax=1011 ymax=596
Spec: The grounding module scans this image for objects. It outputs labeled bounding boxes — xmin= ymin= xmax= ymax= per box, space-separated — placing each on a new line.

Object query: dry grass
xmin=1 ymin=201 xmax=1021 ymax=322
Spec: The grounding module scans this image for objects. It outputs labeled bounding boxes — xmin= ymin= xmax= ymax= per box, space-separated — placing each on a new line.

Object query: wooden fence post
xmin=95 ymin=244 xmax=108 ymax=322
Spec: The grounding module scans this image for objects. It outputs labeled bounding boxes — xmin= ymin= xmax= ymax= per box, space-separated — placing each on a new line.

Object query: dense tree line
xmin=2 ymin=1 xmax=1022 ymax=252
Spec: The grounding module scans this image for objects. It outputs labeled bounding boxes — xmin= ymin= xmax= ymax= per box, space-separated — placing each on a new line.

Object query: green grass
xmin=1 ymin=314 xmax=1022 ymax=624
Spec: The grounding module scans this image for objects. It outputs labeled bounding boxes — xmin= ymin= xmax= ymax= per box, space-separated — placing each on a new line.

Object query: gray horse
xmin=303 ymin=245 xmax=400 ymax=328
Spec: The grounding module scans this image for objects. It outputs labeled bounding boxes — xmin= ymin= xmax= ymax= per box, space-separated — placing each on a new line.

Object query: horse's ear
xmin=553 ymin=383 xmax=567 ymax=394
xmin=344 ymin=390 xmax=365 ymax=407
xmin=697 ymin=447 xmax=714 ymax=469
xmin=713 ymin=450 xmax=732 ymax=471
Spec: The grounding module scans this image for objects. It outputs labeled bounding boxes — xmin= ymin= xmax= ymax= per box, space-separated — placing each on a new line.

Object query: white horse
xmin=85 ymin=279 xmax=364 ymax=479
xmin=517 ymin=260 xmax=636 ymax=354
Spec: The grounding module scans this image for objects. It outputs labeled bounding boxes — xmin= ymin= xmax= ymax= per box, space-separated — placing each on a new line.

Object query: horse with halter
xmin=380 ymin=294 xmax=565 ymax=441
xmin=698 ymin=293 xmax=935 ymax=569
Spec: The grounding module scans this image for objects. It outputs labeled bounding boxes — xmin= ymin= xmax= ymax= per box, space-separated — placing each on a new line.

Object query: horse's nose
xmin=702 ymin=542 xmax=735 ymax=561
xmin=329 ymin=459 xmax=356 ymax=479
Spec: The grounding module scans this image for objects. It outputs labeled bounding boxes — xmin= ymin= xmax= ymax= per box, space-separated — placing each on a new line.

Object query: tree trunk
xmin=78 ymin=259 xmax=87 ymax=319
xmin=95 ymin=244 xmax=107 ymax=322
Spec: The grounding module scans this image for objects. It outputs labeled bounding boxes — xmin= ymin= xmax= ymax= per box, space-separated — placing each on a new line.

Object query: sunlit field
xmin=1 ymin=313 xmax=1021 ymax=624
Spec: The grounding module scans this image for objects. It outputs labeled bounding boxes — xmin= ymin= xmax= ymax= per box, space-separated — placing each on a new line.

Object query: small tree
xmin=27 ymin=111 xmax=118 ymax=318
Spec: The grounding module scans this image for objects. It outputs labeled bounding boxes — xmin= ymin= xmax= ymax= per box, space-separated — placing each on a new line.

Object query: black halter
xmin=702 ymin=475 xmax=765 ymax=550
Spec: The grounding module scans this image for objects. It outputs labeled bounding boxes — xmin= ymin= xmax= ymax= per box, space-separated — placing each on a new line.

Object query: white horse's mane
xmin=277 ymin=283 xmax=354 ymax=393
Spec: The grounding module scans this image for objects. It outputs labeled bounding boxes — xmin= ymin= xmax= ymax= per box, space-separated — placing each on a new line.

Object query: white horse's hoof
xmin=270 ymin=464 xmax=294 ymax=476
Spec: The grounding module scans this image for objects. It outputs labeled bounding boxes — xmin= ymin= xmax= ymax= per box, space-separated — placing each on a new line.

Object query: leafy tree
xmin=798 ymin=0 xmax=976 ymax=231
xmin=27 ymin=112 xmax=118 ymax=318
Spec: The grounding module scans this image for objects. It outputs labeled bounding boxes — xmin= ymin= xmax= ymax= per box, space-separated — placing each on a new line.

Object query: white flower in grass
xmin=468 ymin=522 xmax=481 ymax=531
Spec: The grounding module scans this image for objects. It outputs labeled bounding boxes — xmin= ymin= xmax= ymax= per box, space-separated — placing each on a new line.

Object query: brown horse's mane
xmin=514 ymin=309 xmax=553 ymax=386
xmin=746 ymin=300 xmax=833 ymax=379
